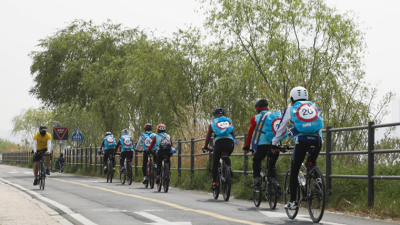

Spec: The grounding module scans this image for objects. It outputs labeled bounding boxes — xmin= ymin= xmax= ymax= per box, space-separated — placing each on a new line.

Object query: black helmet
xmin=105 ymin=131 xmax=112 ymax=137
xmin=255 ymin=99 xmax=269 ymax=112
xmin=213 ymin=108 xmax=225 ymax=118
xmin=39 ymin=125 xmax=47 ymax=136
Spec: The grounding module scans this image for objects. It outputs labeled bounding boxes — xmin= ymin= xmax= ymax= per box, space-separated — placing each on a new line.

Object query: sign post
xmin=53 ymin=126 xmax=68 ymax=173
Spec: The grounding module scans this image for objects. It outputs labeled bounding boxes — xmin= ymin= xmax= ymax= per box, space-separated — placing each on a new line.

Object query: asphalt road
xmin=0 ymin=164 xmax=396 ymax=225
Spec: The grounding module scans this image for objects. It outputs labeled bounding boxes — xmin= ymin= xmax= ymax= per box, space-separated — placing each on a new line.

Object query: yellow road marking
xmin=1 ymin=167 xmax=20 ymax=172
xmin=50 ymin=177 xmax=263 ymax=225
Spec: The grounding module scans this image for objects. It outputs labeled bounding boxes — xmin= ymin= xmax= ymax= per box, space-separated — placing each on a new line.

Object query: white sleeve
xmin=47 ymin=140 xmax=52 ymax=153
xmin=272 ymin=108 xmax=291 ymax=146
xmin=135 ymin=136 xmax=143 ymax=150
xmin=33 ymin=140 xmax=37 ymax=153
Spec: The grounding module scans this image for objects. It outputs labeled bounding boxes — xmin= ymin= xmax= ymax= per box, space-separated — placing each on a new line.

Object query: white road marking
xmin=258 ymin=210 xmax=346 ymax=225
xmin=0 ymin=178 xmax=97 ymax=225
xmin=9 ymin=172 xmax=18 ymax=173
xmin=134 ymin=211 xmax=192 ymax=225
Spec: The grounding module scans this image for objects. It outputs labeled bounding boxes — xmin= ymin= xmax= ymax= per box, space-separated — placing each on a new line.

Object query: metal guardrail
xmin=2 ymin=121 xmax=399 ymax=207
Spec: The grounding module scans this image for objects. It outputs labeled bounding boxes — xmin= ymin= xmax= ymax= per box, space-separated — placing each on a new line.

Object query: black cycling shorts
xmin=34 ymin=149 xmax=48 ymax=162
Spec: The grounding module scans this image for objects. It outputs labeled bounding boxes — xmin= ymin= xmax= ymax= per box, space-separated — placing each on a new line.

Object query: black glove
xmin=242 ymin=146 xmax=250 ymax=151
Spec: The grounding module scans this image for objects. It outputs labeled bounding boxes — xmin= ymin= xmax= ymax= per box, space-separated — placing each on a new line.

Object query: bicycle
xmin=36 ymin=151 xmax=47 ymax=190
xmin=202 ymin=146 xmax=231 ymax=201
xmin=119 ymin=151 xmax=133 ymax=185
xmin=136 ymin=150 xmax=157 ymax=189
xmin=59 ymin=162 xmax=65 ymax=173
xmin=100 ymin=151 xmax=116 ymax=183
xmin=156 ymin=153 xmax=170 ymax=193
xmin=279 ymin=144 xmax=325 ymax=223
xmin=249 ymin=149 xmax=280 ymax=209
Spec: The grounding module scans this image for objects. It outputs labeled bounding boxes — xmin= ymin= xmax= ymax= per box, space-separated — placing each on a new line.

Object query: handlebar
xmin=277 ymin=145 xmax=294 ymax=153
xmin=202 ymin=146 xmax=214 ymax=153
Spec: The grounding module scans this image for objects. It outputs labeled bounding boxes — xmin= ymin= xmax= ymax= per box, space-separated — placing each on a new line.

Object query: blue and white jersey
xmin=120 ymin=135 xmax=133 ymax=152
xmin=254 ymin=110 xmax=272 ymax=145
xmin=211 ymin=116 xmax=233 ymax=142
xmin=290 ymin=101 xmax=324 ymax=134
xmin=103 ymin=135 xmax=117 ymax=150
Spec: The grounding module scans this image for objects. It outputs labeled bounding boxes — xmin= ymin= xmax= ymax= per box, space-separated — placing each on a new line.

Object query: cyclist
xmin=33 ymin=125 xmax=52 ymax=185
xmin=146 ymin=124 xmax=174 ymax=184
xmin=135 ymin=123 xmax=156 ymax=184
xmin=203 ymin=108 xmax=235 ymax=190
xmin=99 ymin=131 xmax=117 ymax=174
xmin=271 ymin=86 xmax=324 ymax=210
xmin=58 ymin=153 xmax=65 ymax=172
xmin=242 ymin=99 xmax=287 ymax=190
xmin=117 ymin=129 xmax=134 ymax=172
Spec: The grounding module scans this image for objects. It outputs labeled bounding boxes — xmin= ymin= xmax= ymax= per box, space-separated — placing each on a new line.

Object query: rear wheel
xmin=253 ymin=178 xmax=262 ymax=207
xmin=268 ymin=178 xmax=278 ymax=209
xmin=222 ymin=164 xmax=231 ymax=201
xmin=163 ymin=162 xmax=169 ymax=193
xmin=213 ymin=170 xmax=220 ymax=199
xmin=41 ymin=165 xmax=46 ymax=190
xmin=150 ymin=162 xmax=155 ymax=189
xmin=120 ymin=168 xmax=126 ymax=185
xmin=284 ymin=167 xmax=300 ymax=219
xmin=127 ymin=163 xmax=133 ymax=185
xmin=307 ymin=166 xmax=325 ymax=223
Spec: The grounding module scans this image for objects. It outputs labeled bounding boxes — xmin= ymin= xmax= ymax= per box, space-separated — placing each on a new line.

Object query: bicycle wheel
xmin=284 ymin=167 xmax=300 ymax=219
xmin=150 ymin=162 xmax=155 ymax=189
xmin=253 ymin=178 xmax=262 ymax=207
xmin=213 ymin=170 xmax=220 ymax=199
xmin=163 ymin=162 xmax=169 ymax=193
xmin=41 ymin=165 xmax=46 ymax=190
xmin=307 ymin=166 xmax=325 ymax=223
xmin=144 ymin=162 xmax=150 ymax=188
xmin=120 ymin=168 xmax=126 ymax=185
xmin=127 ymin=163 xmax=133 ymax=185
xmin=222 ymin=164 xmax=231 ymax=201
xmin=157 ymin=166 xmax=162 ymax=192
xmin=268 ymin=178 xmax=278 ymax=209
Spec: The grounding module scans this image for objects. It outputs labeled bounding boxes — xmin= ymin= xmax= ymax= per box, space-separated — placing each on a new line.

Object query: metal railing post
xmin=178 ymin=140 xmax=181 ymax=179
xmin=190 ymin=138 xmax=195 ymax=182
xmin=244 ymin=133 xmax=248 ymax=175
xmin=368 ymin=121 xmax=375 ymax=207
xmin=100 ymin=149 xmax=103 ymax=176
xmin=90 ymin=147 xmax=92 ymax=169
xmin=81 ymin=147 xmax=83 ymax=169
xmin=326 ymin=126 xmax=332 ymax=194
xmin=85 ymin=147 xmax=88 ymax=168
xmin=95 ymin=146 xmax=97 ymax=173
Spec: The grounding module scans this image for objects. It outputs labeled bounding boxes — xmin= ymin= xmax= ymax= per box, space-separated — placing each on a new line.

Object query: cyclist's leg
xmin=103 ymin=150 xmax=110 ymax=167
xmin=142 ymin=151 xmax=149 ymax=177
xmin=120 ymin=151 xmax=126 ymax=167
xmin=253 ymin=145 xmax=268 ymax=178
xmin=127 ymin=151 xmax=133 ymax=163
xmin=33 ymin=153 xmax=41 ymax=179
xmin=306 ymin=143 xmax=321 ymax=169
xmin=290 ymin=144 xmax=308 ymax=202
xmin=267 ymin=145 xmax=280 ymax=182
xmin=212 ymin=141 xmax=223 ymax=183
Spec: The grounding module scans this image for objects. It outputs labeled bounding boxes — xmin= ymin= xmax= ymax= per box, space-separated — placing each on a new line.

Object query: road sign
xmin=72 ymin=128 xmax=84 ymax=142
xmin=53 ymin=127 xmax=68 ymax=140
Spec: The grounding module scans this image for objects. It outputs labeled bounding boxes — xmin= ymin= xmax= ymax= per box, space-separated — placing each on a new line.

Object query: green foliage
xmin=0 ymin=138 xmax=20 ymax=153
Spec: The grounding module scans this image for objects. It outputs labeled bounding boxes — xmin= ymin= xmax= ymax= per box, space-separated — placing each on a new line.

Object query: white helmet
xmin=290 ymin=86 xmax=308 ymax=101
xmin=121 ymin=129 xmax=128 ymax=135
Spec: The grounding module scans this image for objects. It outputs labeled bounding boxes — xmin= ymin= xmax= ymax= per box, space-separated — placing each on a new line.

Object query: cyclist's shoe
xmin=284 ymin=201 xmax=299 ymax=210
xmin=142 ymin=176 xmax=148 ymax=184
xmin=156 ymin=175 xmax=160 ymax=184
xmin=229 ymin=166 xmax=233 ymax=177
xmin=212 ymin=182 xmax=218 ymax=190
xmin=103 ymin=166 xmax=108 ymax=174
xmin=46 ymin=168 xmax=50 ymax=175
xmin=112 ymin=167 xmax=116 ymax=173
xmin=251 ymin=177 xmax=261 ymax=189
xmin=33 ymin=178 xmax=38 ymax=186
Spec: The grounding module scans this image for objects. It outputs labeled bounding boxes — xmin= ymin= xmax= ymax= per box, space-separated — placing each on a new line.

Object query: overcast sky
xmin=1 ymin=0 xmax=399 ymax=143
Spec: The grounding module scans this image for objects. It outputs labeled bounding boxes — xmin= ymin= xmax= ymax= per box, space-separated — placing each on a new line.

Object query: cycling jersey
xmin=272 ymin=107 xmax=322 ymax=146
xmin=120 ymin=135 xmax=134 ymax=152
xmin=135 ymin=131 xmax=156 ymax=151
xmin=246 ymin=110 xmax=271 ymax=146
xmin=102 ymin=135 xmax=117 ymax=150
xmin=33 ymin=132 xmax=52 ymax=152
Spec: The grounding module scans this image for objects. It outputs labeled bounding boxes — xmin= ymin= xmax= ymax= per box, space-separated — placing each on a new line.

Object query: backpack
xmin=264 ymin=112 xmax=288 ymax=142
xmin=211 ymin=116 xmax=233 ymax=136
xmin=291 ymin=101 xmax=324 ymax=134
xmin=158 ymin=133 xmax=171 ymax=150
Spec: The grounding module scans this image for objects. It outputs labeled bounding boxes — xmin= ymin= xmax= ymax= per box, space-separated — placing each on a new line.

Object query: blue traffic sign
xmin=72 ymin=128 xmax=84 ymax=141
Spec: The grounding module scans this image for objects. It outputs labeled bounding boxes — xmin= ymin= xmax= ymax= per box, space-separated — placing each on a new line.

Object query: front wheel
xmin=120 ymin=169 xmax=126 ymax=185
xmin=268 ymin=178 xmax=278 ymax=209
xmin=253 ymin=179 xmax=262 ymax=207
xmin=284 ymin=167 xmax=300 ymax=219
xmin=163 ymin=162 xmax=170 ymax=193
xmin=222 ymin=164 xmax=231 ymax=201
xmin=307 ymin=166 xmax=325 ymax=223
